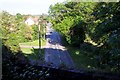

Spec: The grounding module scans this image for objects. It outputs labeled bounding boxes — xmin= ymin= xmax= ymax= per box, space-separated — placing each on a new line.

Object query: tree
xmin=48 ymin=1 xmax=120 ymax=72
xmin=1 ymin=11 xmax=33 ymax=52
xmin=49 ymin=2 xmax=95 ymax=46
xmin=0 ymin=11 xmax=20 ymax=52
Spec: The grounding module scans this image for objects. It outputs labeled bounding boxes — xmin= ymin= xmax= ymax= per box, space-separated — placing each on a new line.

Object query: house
xmin=25 ymin=16 xmax=39 ymax=25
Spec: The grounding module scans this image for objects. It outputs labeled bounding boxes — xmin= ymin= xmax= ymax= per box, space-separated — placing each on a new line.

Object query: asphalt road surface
xmin=44 ymin=25 xmax=75 ymax=69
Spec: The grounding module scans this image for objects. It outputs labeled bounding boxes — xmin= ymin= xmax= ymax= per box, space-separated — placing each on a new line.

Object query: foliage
xmin=0 ymin=11 xmax=47 ymax=52
xmin=31 ymin=25 xmax=38 ymax=40
xmin=2 ymin=45 xmax=120 ymax=80
xmin=89 ymin=2 xmax=120 ymax=72
xmin=1 ymin=11 xmax=21 ymax=52
xmin=48 ymin=2 xmax=120 ymax=72
xmin=2 ymin=45 xmax=49 ymax=80
xmin=49 ymin=2 xmax=95 ymax=46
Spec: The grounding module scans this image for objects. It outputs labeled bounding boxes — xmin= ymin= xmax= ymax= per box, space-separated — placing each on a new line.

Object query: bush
xmin=32 ymin=25 xmax=38 ymax=40
xmin=80 ymin=42 xmax=98 ymax=56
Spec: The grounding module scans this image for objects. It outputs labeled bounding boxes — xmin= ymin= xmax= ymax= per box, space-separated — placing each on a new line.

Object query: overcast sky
xmin=0 ymin=0 xmax=65 ymax=15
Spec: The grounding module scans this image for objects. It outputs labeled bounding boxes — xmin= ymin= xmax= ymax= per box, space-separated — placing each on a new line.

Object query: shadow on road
xmin=44 ymin=48 xmax=75 ymax=69
xmin=24 ymin=48 xmax=44 ymax=61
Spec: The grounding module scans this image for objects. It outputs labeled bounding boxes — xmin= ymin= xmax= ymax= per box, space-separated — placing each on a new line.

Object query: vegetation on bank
xmin=49 ymin=2 xmax=120 ymax=72
xmin=1 ymin=1 xmax=120 ymax=79
xmin=2 ymin=45 xmax=120 ymax=80
xmin=2 ymin=45 xmax=48 ymax=80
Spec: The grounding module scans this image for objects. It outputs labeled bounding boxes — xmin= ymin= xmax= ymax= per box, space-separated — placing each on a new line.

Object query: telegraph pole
xmin=38 ymin=21 xmax=41 ymax=58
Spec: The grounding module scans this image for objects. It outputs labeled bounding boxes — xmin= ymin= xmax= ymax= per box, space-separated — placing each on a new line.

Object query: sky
xmin=0 ymin=0 xmax=65 ymax=15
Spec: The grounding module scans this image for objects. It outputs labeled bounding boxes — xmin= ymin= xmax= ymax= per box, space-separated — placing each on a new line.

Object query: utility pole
xmin=38 ymin=21 xmax=41 ymax=58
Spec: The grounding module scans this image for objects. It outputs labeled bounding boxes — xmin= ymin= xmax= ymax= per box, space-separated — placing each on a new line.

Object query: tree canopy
xmin=48 ymin=2 xmax=120 ymax=72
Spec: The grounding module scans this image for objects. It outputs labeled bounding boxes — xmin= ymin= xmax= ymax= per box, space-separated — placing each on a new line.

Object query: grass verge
xmin=67 ymin=47 xmax=97 ymax=70
xmin=21 ymin=48 xmax=44 ymax=60
xmin=19 ymin=39 xmax=46 ymax=46
xmin=61 ymin=36 xmax=98 ymax=70
xmin=20 ymin=39 xmax=46 ymax=61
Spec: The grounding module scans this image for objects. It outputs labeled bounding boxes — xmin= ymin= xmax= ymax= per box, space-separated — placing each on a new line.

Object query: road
xmin=44 ymin=25 xmax=75 ymax=69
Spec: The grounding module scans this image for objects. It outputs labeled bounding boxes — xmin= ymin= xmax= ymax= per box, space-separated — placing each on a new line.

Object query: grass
xmin=19 ymin=39 xmax=46 ymax=60
xmin=19 ymin=39 xmax=46 ymax=46
xmin=61 ymin=36 xmax=98 ymax=70
xmin=21 ymin=48 xmax=33 ymax=54
xmin=21 ymin=48 xmax=44 ymax=60
xmin=68 ymin=47 xmax=120 ymax=73
xmin=67 ymin=47 xmax=98 ymax=70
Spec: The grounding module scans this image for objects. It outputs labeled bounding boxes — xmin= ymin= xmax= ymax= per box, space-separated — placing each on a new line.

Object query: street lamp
xmin=38 ymin=20 xmax=41 ymax=58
